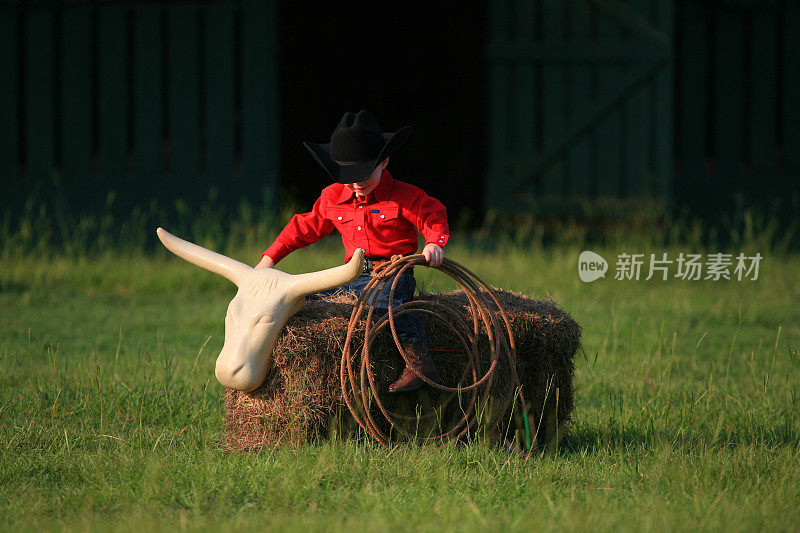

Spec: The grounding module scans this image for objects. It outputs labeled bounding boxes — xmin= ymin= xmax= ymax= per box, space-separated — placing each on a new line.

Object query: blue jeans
xmin=311 ymin=268 xmax=427 ymax=344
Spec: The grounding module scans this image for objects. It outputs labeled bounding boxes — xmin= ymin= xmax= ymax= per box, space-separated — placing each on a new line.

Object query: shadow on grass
xmin=0 ymin=280 xmax=29 ymax=294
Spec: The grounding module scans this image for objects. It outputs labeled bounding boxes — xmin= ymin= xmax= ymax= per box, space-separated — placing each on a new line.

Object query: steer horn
xmin=289 ymin=249 xmax=365 ymax=297
xmin=156 ymin=227 xmax=251 ymax=286
xmin=156 ymin=226 xmax=364 ymax=291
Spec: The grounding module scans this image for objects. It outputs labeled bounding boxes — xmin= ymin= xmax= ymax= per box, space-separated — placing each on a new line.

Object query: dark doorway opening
xmin=279 ymin=2 xmax=488 ymax=223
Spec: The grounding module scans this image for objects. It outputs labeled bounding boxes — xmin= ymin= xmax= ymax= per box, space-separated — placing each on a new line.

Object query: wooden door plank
xmin=652 ymin=0 xmax=673 ymax=199
xmin=595 ymin=2 xmax=624 ymax=197
xmin=749 ymin=11 xmax=777 ymax=171
xmin=24 ymin=8 xmax=55 ymax=178
xmin=61 ymin=4 xmax=93 ymax=178
xmin=677 ymin=1 xmax=706 ymax=178
xmin=168 ymin=4 xmax=200 ymax=176
xmin=713 ymin=13 xmax=745 ymax=178
xmin=513 ymin=0 xmax=537 ymax=197
xmin=486 ymin=0 xmax=513 ymax=208
xmin=784 ymin=7 xmax=800 ymax=171
xmin=241 ymin=0 xmax=279 ymax=185
xmin=567 ymin=0 xmax=593 ymax=196
xmin=623 ymin=0 xmax=650 ymax=197
xmin=98 ymin=4 xmax=128 ymax=178
xmin=540 ymin=0 xmax=567 ymax=196
xmin=204 ymin=3 xmax=234 ymax=180
xmin=0 ymin=7 xmax=19 ymax=178
xmin=133 ymin=5 xmax=163 ymax=176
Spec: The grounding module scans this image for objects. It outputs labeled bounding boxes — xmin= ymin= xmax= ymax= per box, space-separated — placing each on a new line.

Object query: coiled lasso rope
xmin=339 ymin=254 xmax=529 ymax=447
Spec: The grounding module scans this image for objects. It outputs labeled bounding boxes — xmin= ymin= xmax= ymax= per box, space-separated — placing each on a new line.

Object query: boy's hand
xmin=255 ymin=255 xmax=275 ymax=269
xmin=422 ymin=243 xmax=444 ymax=267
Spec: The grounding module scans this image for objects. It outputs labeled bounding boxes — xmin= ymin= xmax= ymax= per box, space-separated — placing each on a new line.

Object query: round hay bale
xmin=223 ymin=289 xmax=580 ymax=451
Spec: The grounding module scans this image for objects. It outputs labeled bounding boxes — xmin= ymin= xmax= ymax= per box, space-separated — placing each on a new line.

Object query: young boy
xmin=255 ymin=110 xmax=448 ymax=392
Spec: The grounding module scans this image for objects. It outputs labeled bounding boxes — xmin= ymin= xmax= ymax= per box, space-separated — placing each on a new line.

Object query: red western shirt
xmin=263 ymin=170 xmax=449 ymax=264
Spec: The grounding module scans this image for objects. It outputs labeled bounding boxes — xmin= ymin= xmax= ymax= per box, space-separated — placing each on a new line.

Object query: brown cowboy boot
xmin=388 ymin=341 xmax=440 ymax=393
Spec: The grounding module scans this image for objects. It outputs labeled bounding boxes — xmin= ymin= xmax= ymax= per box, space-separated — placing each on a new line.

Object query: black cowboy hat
xmin=304 ymin=110 xmax=411 ymax=183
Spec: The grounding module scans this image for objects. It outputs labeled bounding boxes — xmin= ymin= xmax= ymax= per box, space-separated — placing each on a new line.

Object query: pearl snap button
xmin=358 ymin=205 xmax=363 ymax=209
xmin=380 ymin=214 xmax=385 ymax=219
xmin=337 ymin=216 xmax=342 ymax=221
xmin=357 ymin=226 xmax=362 ymax=230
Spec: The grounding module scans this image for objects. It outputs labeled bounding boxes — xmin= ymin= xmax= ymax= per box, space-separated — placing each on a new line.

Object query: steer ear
xmin=156 ymin=227 xmax=251 ymax=286
xmin=289 ymin=248 xmax=364 ymax=298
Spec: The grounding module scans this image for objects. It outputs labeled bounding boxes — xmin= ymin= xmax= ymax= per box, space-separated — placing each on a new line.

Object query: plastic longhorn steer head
xmin=156 ymin=228 xmax=364 ymax=391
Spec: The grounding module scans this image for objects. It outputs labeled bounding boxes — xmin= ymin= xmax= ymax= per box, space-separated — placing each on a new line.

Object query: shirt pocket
xmin=329 ymin=209 xmax=356 ymax=239
xmin=370 ymin=206 xmax=406 ymax=240
xmin=370 ymin=206 xmax=400 ymax=226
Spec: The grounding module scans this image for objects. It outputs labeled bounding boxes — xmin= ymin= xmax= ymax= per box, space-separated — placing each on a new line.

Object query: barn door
xmin=0 ymin=0 xmax=279 ymax=204
xmin=486 ymin=0 xmax=673 ymax=213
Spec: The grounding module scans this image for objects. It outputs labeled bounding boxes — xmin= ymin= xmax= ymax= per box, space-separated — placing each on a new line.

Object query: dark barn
xmin=1 ymin=0 xmax=799 ymax=235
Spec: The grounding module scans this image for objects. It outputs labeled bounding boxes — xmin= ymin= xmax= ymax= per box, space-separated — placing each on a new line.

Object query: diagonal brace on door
xmin=505 ymin=56 xmax=668 ymax=195
xmin=590 ymin=0 xmax=669 ymax=46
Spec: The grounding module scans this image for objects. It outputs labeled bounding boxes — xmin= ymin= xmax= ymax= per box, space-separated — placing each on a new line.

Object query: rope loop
xmin=339 ymin=254 xmax=527 ymax=446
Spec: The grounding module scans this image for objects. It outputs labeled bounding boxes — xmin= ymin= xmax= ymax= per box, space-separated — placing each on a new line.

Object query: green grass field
xmin=2 ymin=228 xmax=799 ymax=531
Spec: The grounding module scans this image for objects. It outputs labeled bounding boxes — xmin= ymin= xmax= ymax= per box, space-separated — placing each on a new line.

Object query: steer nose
xmin=216 ymin=356 xmax=261 ymax=391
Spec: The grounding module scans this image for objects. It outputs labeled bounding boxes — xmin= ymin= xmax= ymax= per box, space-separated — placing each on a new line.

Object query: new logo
xmin=578 ymin=251 xmax=608 ymax=282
